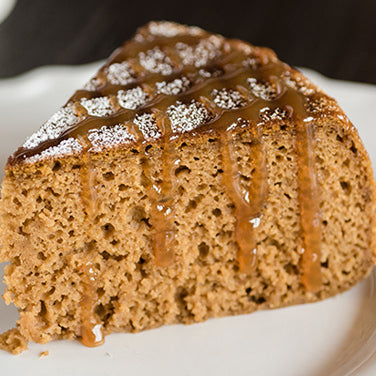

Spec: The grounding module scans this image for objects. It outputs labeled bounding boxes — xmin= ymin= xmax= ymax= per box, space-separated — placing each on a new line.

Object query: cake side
xmin=0 ymin=114 xmax=374 ymax=345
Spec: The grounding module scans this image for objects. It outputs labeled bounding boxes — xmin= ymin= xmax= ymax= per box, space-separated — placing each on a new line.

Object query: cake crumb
xmin=0 ymin=328 xmax=28 ymax=355
xmin=106 ymin=351 xmax=112 ymax=358
xmin=39 ymin=350 xmax=49 ymax=358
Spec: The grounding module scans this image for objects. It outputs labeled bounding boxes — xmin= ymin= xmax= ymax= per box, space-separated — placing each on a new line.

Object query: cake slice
xmin=0 ymin=21 xmax=375 ymax=351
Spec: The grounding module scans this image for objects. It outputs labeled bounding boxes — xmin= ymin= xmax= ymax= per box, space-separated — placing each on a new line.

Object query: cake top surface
xmin=10 ymin=21 xmax=343 ymax=165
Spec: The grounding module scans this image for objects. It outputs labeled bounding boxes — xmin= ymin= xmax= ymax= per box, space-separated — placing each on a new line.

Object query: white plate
xmin=0 ymin=63 xmax=376 ymax=376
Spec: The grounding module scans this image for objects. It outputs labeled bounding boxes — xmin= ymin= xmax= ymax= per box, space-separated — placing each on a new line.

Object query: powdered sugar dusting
xmin=212 ymin=89 xmax=247 ymax=109
xmin=248 ymin=78 xmax=278 ymax=101
xmin=243 ymin=56 xmax=263 ymax=70
xmin=81 ymin=97 xmax=115 ymax=117
xmin=26 ymin=138 xmax=83 ymax=163
xmin=176 ymin=36 xmax=223 ymax=68
xmin=134 ymin=113 xmax=161 ymax=140
xmin=23 ymin=104 xmax=80 ymax=150
xmin=139 ymin=47 xmax=174 ymax=75
xmin=148 ymin=21 xmax=203 ymax=38
xmin=106 ymin=62 xmax=135 ymax=85
xmin=117 ymin=87 xmax=149 ymax=110
xmin=83 ymin=77 xmax=101 ymax=91
xmin=284 ymin=73 xmax=316 ymax=96
xmin=167 ymin=101 xmax=211 ymax=133
xmin=156 ymin=77 xmax=190 ymax=95
xmin=198 ymin=69 xmax=212 ymax=78
xmin=88 ymin=124 xmax=136 ymax=151
xmin=305 ymin=96 xmax=338 ymax=116
xmin=259 ymin=107 xmax=289 ymax=121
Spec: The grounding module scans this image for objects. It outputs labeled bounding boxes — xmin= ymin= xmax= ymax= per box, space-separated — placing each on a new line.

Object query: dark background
xmin=0 ymin=0 xmax=375 ymax=84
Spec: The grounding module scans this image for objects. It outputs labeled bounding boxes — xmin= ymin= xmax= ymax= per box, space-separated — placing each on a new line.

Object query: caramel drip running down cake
xmin=0 ymin=21 xmax=375 ymax=353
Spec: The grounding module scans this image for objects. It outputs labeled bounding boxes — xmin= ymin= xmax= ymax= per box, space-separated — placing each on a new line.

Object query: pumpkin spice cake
xmin=0 ymin=21 xmax=375 ymax=353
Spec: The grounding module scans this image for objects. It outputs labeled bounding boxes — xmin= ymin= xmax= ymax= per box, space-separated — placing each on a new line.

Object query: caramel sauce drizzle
xmin=295 ymin=121 xmax=322 ymax=292
xmin=78 ymin=139 xmax=97 ymax=217
xmin=219 ymin=127 xmax=267 ymax=273
xmin=77 ymin=136 xmax=105 ymax=346
xmin=11 ymin=28 xmax=325 ymax=345
xmin=150 ymin=114 xmax=177 ymax=266
xmin=80 ymin=261 xmax=105 ymax=347
xmin=141 ymin=113 xmax=177 ymax=267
